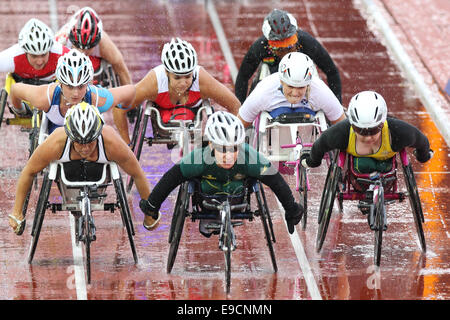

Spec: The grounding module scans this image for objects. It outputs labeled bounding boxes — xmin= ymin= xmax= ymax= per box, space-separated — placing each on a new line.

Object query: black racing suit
xmin=235 ymin=29 xmax=342 ymax=103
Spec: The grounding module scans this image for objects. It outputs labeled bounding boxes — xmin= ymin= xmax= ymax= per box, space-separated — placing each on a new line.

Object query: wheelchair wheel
xmin=82 ymin=198 xmax=92 ymax=283
xmin=255 ymin=183 xmax=277 ymax=272
xmin=224 ymin=230 xmax=232 ymax=294
xmin=402 ymin=164 xmax=426 ymax=252
xmin=114 ymin=178 xmax=138 ymax=264
xmin=258 ymin=182 xmax=276 ymax=242
xmin=168 ymin=182 xmax=188 ymax=243
xmin=0 ymin=89 xmax=8 ymax=129
xmin=126 ymin=107 xmax=148 ymax=193
xmin=299 ymin=166 xmax=308 ymax=230
xmin=167 ymin=182 xmax=189 ymax=273
xmin=374 ymin=186 xmax=386 ymax=266
xmin=28 ymin=172 xmax=52 ymax=264
xmin=316 ymin=161 xmax=341 ymax=252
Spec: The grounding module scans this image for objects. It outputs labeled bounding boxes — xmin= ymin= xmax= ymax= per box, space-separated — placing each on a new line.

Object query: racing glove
xmin=413 ymin=149 xmax=434 ymax=163
xmin=139 ymin=199 xmax=160 ymax=220
xmin=285 ymin=202 xmax=304 ymax=234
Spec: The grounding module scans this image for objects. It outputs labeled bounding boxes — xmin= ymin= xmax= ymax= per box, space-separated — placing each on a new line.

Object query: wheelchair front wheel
xmin=374 ymin=186 xmax=386 ymax=266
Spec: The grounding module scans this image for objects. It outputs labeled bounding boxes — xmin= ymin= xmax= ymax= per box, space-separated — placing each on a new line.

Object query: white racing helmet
xmin=205 ymin=111 xmax=245 ymax=147
xmin=161 ymin=37 xmax=197 ymax=75
xmin=18 ymin=18 xmax=54 ymax=55
xmin=348 ymin=91 xmax=388 ymax=135
xmin=278 ymin=52 xmax=316 ymax=87
xmin=64 ymin=102 xmax=104 ymax=144
xmin=56 ymin=49 xmax=94 ymax=86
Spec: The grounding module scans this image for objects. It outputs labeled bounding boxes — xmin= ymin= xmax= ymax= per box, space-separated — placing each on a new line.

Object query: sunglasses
xmin=352 ymin=123 xmax=384 ymax=136
xmin=269 ymin=45 xmax=295 ymax=52
xmin=212 ymin=144 xmax=239 ymax=153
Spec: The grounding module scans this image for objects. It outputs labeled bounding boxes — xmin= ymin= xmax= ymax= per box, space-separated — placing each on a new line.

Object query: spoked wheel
xmin=168 ymin=182 xmax=188 ymax=243
xmin=0 ymin=89 xmax=8 ymax=129
xmin=299 ymin=165 xmax=308 ymax=230
xmin=167 ymin=183 xmax=189 ymax=273
xmin=255 ymin=184 xmax=277 ymax=272
xmin=29 ymin=109 xmax=40 ymax=191
xmin=258 ymin=182 xmax=276 ymax=242
xmin=374 ymin=186 xmax=386 ymax=266
xmin=316 ymin=161 xmax=341 ymax=252
xmin=114 ymin=178 xmax=138 ymax=263
xmin=223 ymin=226 xmax=232 ymax=294
xmin=28 ymin=172 xmax=52 ymax=264
xmin=126 ymin=106 xmax=148 ymax=193
xmin=402 ymin=164 xmax=426 ymax=252
xmin=83 ymin=202 xmax=92 ymax=284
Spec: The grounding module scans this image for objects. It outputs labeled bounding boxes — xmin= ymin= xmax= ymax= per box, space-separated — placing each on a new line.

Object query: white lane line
xmin=359 ymin=0 xmax=450 ymax=147
xmin=276 ymin=200 xmax=322 ymax=300
xmin=69 ymin=214 xmax=88 ymax=300
xmin=48 ymin=0 xmax=59 ymax=31
xmin=206 ymin=0 xmax=322 ymax=300
xmin=205 ymin=0 xmax=238 ymax=84
xmin=48 ymin=0 xmax=88 ymax=300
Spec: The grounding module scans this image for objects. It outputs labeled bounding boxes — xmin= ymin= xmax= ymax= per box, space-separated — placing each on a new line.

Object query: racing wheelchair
xmin=0 ymin=73 xmax=50 ymax=157
xmin=27 ymin=159 xmax=137 ymax=284
xmin=167 ymin=178 xmax=277 ymax=293
xmin=316 ymin=149 xmax=426 ymax=266
xmin=252 ymin=109 xmax=329 ymax=229
xmin=126 ymin=100 xmax=213 ymax=192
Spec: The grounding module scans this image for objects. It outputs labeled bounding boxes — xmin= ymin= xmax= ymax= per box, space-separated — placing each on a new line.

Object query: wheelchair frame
xmin=252 ymin=110 xmax=329 ymax=229
xmin=28 ymin=160 xmax=137 ymax=283
xmin=126 ymin=100 xmax=213 ymax=192
xmin=166 ymin=179 xmax=277 ymax=293
xmin=316 ymin=149 xmax=426 ymax=266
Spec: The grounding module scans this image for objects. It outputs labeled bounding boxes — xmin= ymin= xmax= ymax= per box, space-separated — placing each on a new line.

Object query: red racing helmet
xmin=69 ymin=7 xmax=103 ymax=50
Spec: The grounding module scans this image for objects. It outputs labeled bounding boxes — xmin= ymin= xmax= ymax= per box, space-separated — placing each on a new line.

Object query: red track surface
xmin=0 ymin=0 xmax=448 ymax=302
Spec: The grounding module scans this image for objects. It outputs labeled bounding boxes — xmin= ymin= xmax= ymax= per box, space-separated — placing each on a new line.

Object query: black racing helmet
xmin=262 ymin=9 xmax=298 ymax=41
xmin=64 ymin=102 xmax=104 ymax=144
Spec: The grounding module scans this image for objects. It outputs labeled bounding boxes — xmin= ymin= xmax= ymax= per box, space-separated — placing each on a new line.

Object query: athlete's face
xmin=76 ymin=47 xmax=95 ymax=56
xmin=281 ymin=81 xmax=308 ymax=104
xmin=61 ymin=83 xmax=88 ymax=105
xmin=73 ymin=140 xmax=97 ymax=158
xmin=168 ymin=72 xmax=193 ymax=96
xmin=26 ymin=52 xmax=50 ymax=70
xmin=270 ymin=45 xmax=296 ymax=59
xmin=212 ymin=144 xmax=239 ymax=170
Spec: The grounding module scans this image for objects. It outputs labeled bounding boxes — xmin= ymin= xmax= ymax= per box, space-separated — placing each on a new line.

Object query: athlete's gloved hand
xmin=300 ymin=152 xmax=311 ymax=168
xmin=139 ymin=199 xmax=158 ymax=219
xmin=413 ymin=149 xmax=434 ymax=163
xmin=285 ymin=202 xmax=304 ymax=234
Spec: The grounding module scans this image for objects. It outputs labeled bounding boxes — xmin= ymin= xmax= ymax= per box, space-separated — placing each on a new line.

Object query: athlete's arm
xmin=306 ymin=120 xmax=351 ymax=167
xmin=102 ymin=125 xmax=150 ymax=199
xmin=299 ymin=30 xmax=342 ymax=102
xmin=198 ymin=67 xmax=240 ymax=116
xmin=388 ymin=117 xmax=432 ymax=162
xmin=112 ymin=70 xmax=157 ymax=145
xmin=235 ymin=38 xmax=266 ymax=103
xmin=10 ymin=83 xmax=51 ymax=112
xmin=99 ymin=32 xmax=132 ymax=85
xmin=0 ymin=46 xmax=16 ymax=73
xmin=9 ymin=128 xmax=65 ymax=229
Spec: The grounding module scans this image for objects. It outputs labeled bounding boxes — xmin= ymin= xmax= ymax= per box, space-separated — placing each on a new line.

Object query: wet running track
xmin=0 ymin=0 xmax=448 ymax=302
